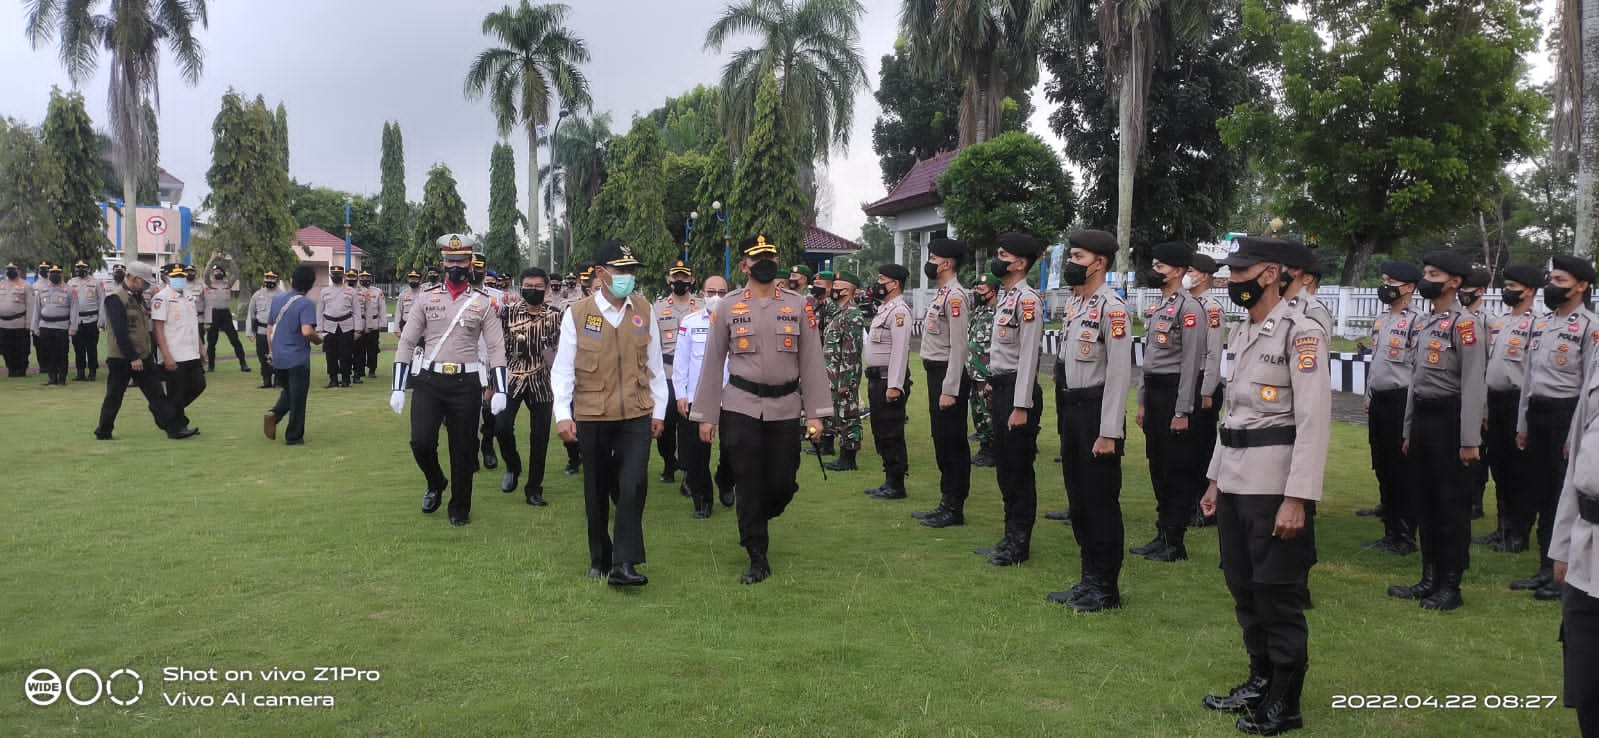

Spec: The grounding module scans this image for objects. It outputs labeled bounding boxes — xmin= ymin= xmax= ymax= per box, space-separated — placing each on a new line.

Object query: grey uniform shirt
xmin=1299 ymin=295 xmax=1334 ymax=337
xmin=203 ymin=280 xmax=230 ymax=312
xmin=1517 ymin=306 xmax=1599 ymax=434
xmin=1486 ymin=309 xmax=1538 ymax=392
xmin=687 ymin=285 xmax=833 ymax=423
xmin=32 ymin=282 xmax=72 ymax=330
xmin=1058 ymin=284 xmax=1135 ymax=439
xmin=920 ymin=279 xmax=972 ymax=397
xmin=1198 ymin=292 xmax=1227 ymax=397
xmin=0 ymin=277 xmax=33 ymax=329
xmin=988 ymin=281 xmax=1045 ymax=408
xmin=653 ymin=294 xmax=700 ymax=359
xmin=1365 ymin=306 xmax=1423 ymax=403
xmin=364 ymin=286 xmax=385 ymax=331
xmin=397 ymin=285 xmax=507 ymax=369
xmin=1403 ymin=303 xmax=1488 ymax=446
xmin=864 ymin=294 xmax=912 ymax=391
xmin=317 ymin=284 xmax=360 ymax=333
xmin=246 ymin=287 xmax=280 ymax=335
xmin=1550 ymin=349 xmax=1599 ymax=594
xmin=1139 ymin=290 xmax=1207 ymax=415
xmin=1207 ymin=297 xmax=1331 ymax=501
xmin=183 ymin=282 xmax=207 ymax=324
xmin=396 ymin=287 xmax=421 ymax=334
xmin=68 ymin=277 xmax=103 ymax=326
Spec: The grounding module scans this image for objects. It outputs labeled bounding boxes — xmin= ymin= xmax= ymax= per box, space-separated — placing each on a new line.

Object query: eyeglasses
xmin=704 ymin=288 xmax=728 ymax=297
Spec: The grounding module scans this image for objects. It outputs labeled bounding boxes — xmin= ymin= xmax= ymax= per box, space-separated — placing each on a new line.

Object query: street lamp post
xmin=343 ymin=196 xmax=352 ymax=271
xmin=713 ymin=200 xmax=731 ymax=280
xmin=547 ymin=107 xmax=571 ymax=273
xmin=683 ymin=211 xmax=697 ymax=264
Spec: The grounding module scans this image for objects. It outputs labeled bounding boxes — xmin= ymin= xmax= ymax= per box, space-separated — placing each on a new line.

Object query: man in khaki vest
xmin=94 ymin=261 xmax=193 ymax=440
xmin=553 ymin=240 xmax=668 ymax=586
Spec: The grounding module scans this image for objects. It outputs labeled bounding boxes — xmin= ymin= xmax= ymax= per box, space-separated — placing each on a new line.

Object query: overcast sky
xmin=0 ymin=0 xmax=1558 ymax=251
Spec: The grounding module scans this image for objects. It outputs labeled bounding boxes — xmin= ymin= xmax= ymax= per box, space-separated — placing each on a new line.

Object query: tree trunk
xmin=527 ymin=125 xmax=543 ymax=270
xmin=1579 ymin=0 xmax=1599 ymax=258
xmin=121 ymin=170 xmax=139 ymax=264
xmin=1114 ymin=75 xmax=1136 ymax=276
xmin=974 ymin=83 xmax=989 ymax=145
xmin=1340 ymin=236 xmax=1379 ymax=287
xmin=1477 ymin=211 xmax=1492 ymax=270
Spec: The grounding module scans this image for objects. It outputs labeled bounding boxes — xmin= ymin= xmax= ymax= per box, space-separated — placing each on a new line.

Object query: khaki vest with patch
xmin=570 ymin=295 xmax=655 ymax=421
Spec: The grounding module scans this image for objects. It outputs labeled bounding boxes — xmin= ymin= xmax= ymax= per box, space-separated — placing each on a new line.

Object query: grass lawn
xmin=0 ymin=339 xmax=1573 ymax=736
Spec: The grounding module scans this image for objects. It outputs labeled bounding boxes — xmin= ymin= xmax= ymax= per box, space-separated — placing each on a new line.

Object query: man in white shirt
xmin=152 ymin=263 xmax=206 ymax=434
xmin=552 ymin=241 xmax=668 ymax=586
xmin=673 ymin=275 xmax=735 ymax=518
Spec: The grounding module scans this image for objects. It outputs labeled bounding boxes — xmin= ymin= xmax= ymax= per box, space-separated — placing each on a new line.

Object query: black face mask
xmin=923 ymin=262 xmax=941 ymax=280
xmin=869 ymin=283 xmax=889 ymax=302
xmin=445 ymin=266 xmax=469 ymax=283
xmin=1146 ymin=269 xmax=1168 ymax=288
xmin=749 ymin=259 xmax=779 ymax=284
xmin=1277 ymin=271 xmax=1295 ymax=297
xmin=5 ymin=269 xmax=16 ymax=279
xmin=1062 ymin=261 xmax=1089 ymax=287
xmin=1501 ymin=287 xmax=1525 ymax=308
xmin=1545 ymin=284 xmax=1573 ymax=310
xmin=113 ymin=273 xmax=124 ymax=284
xmin=360 ymin=280 xmax=372 ymax=288
xmin=49 ymin=274 xmax=62 ymax=284
xmin=788 ymin=279 xmax=801 ymax=291
xmin=331 ymin=275 xmax=344 ymax=285
xmin=1417 ymin=278 xmax=1446 ymax=300
xmin=989 ymin=257 xmax=1012 ymax=279
xmin=521 ymin=288 xmax=545 ymax=305
xmin=831 ymin=289 xmax=846 ymax=301
xmin=407 ymin=280 xmax=420 ymax=288
xmin=1458 ymin=291 xmax=1480 ymax=307
xmin=427 ymin=274 xmax=440 ymax=283
xmin=671 ymin=281 xmax=691 ymax=296
xmin=263 ymin=282 xmax=278 ymax=290
xmin=1377 ymin=285 xmax=1404 ymax=305
xmin=1228 ymin=277 xmax=1267 ymax=309
xmin=809 ymin=285 xmax=827 ymax=299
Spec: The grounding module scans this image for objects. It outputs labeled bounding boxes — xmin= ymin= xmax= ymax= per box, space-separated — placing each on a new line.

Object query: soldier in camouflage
xmin=822 ymin=271 xmax=867 ymax=471
xmin=968 ymin=273 xmax=998 ymax=467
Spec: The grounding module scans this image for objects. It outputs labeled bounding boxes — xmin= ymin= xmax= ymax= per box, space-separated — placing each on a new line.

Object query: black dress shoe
xmin=241 ymin=365 xmax=252 ymax=373
xmin=449 ymin=516 xmax=470 ymax=527
xmin=988 ymin=547 xmax=1029 ymax=566
xmin=607 ymin=563 xmax=648 ymax=586
xmin=483 ymin=451 xmax=498 ymax=470
xmin=1471 ymin=529 xmax=1503 ymax=545
xmin=720 ymin=486 xmax=736 ymax=507
xmin=1510 ymin=568 xmax=1553 ymax=591
xmin=526 ymin=491 xmax=547 ymax=506
xmin=93 ymin=429 xmax=113 ymax=440
xmin=167 ymin=427 xmax=200 ymax=439
xmin=740 ymin=553 xmax=772 ymax=585
xmin=564 ymin=463 xmax=580 ymax=475
xmin=1204 ymin=675 xmax=1269 ymax=714
xmin=339 ymin=381 xmax=351 ymax=388
xmin=421 ymin=490 xmax=443 ymax=514
xmin=1534 ymin=581 xmax=1564 ymax=601
xmin=920 ymin=509 xmax=965 ymax=528
xmin=501 ymin=472 xmax=518 ymax=492
xmin=586 ymin=567 xmax=605 ymax=579
xmin=658 ymin=470 xmax=675 ymax=483
xmin=351 ymin=375 xmax=363 ymax=384
xmin=692 ymin=501 xmax=712 ymax=519
xmin=1355 ymin=504 xmax=1383 ymax=517
xmin=1043 ymin=509 xmax=1071 ymax=521
xmin=1129 ymin=533 xmax=1164 ymax=556
xmin=1379 ymin=537 xmax=1417 ymax=556
xmin=1067 ymin=587 xmax=1122 ymax=613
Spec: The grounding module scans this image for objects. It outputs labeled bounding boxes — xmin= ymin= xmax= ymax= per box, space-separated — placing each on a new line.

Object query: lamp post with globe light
xmin=546 ymin=107 xmax=572 ymax=272
xmin=683 ymin=211 xmax=697 ymax=264
xmin=713 ymin=200 xmax=731 ymax=280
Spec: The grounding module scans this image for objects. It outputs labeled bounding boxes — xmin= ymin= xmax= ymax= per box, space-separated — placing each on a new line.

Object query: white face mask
xmin=704 ymin=295 xmax=723 ymax=314
xmin=1181 ymin=274 xmax=1198 ymax=291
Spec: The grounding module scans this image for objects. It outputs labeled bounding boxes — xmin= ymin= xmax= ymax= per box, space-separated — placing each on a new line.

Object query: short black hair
xmin=291 ymin=265 xmax=316 ymax=293
xmin=521 ymin=267 xmax=547 ymax=282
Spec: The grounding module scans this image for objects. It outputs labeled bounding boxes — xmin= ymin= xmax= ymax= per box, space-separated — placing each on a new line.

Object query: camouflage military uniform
xmin=966 ymin=295 xmax=996 ymax=450
xmin=823 ymin=303 xmax=866 ymax=451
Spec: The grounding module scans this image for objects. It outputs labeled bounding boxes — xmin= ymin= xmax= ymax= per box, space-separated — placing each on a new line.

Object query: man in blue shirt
xmin=265 ymin=266 xmax=323 ymax=445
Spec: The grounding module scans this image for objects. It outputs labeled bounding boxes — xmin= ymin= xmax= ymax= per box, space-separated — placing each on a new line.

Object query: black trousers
xmin=1484 ymin=389 xmax=1525 ymax=530
xmin=678 ymin=405 xmax=735 ymax=502
xmin=72 ymin=322 xmax=100 ymax=373
xmin=867 ymin=370 xmax=910 ymax=477
xmin=1561 ymin=584 xmax=1599 ymax=733
xmin=270 ymin=365 xmax=311 ymax=442
xmin=165 ymin=359 xmax=206 ymax=427
xmin=1217 ymin=493 xmax=1315 ymax=671
xmin=409 ymin=371 xmax=483 ymax=519
xmin=577 ymin=416 xmax=651 ymax=567
xmin=1058 ymin=387 xmax=1125 ymax=582
xmin=1410 ymin=399 xmax=1473 ymax=573
xmin=363 ymin=330 xmax=380 ymax=373
xmin=324 ymin=327 xmax=353 ymax=382
xmin=924 ymin=360 xmax=972 ymax=507
xmin=988 ymin=375 xmax=1041 ymax=536
xmin=1 ymin=326 xmax=29 ymax=375
xmin=1142 ymin=374 xmax=1203 ymax=529
xmin=480 ymin=404 xmax=497 ymax=455
xmin=721 ymin=410 xmax=802 ymax=553
xmin=206 ymin=308 xmax=246 ymax=368
xmin=658 ymin=362 xmax=680 ymax=474
xmin=253 ymin=330 xmax=272 ymax=378
xmin=1195 ymin=384 xmax=1224 ymax=505
xmin=97 ymin=357 xmax=178 ymax=434
xmin=1523 ymin=396 xmax=1580 ymax=566
xmin=496 ymin=395 xmax=553 ymax=495
xmin=1369 ymin=388 xmax=1414 ymax=540
xmin=37 ymin=327 xmax=69 ymax=376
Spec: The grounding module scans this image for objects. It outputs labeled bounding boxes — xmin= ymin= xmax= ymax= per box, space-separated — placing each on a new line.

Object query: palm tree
xmin=24 ymin=0 xmax=208 ymax=258
xmin=1554 ymin=0 xmax=1599 ymax=257
xmin=899 ymin=0 xmax=1054 ymax=147
xmin=464 ymin=1 xmax=591 ymax=269
xmin=703 ymin=0 xmax=869 ymax=163
xmin=539 ymin=112 xmax=612 ymax=266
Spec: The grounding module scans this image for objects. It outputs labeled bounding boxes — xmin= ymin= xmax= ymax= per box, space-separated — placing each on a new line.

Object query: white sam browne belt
xmin=420 ymin=361 xmax=482 ymax=375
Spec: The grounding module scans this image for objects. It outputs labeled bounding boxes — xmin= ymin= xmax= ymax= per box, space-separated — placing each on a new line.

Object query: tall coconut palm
xmin=464 ymin=0 xmax=591 ymax=269
xmin=539 ymin=112 xmax=612 ymax=265
xmin=703 ymin=0 xmax=869 ymax=163
xmin=1554 ymin=0 xmax=1599 ymax=257
xmin=899 ymin=0 xmax=1055 ymax=147
xmin=24 ymin=0 xmax=208 ymax=258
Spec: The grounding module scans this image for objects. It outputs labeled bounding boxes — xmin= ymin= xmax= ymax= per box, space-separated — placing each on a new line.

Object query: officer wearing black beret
xmin=1359 ymin=260 xmax=1424 ymax=541
xmin=1477 ymin=263 xmax=1542 ymax=553
xmin=863 ymin=263 xmax=914 ymax=500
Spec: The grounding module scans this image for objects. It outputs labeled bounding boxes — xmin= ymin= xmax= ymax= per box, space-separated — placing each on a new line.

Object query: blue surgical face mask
xmin=607 ymin=273 xmax=635 ymax=299
xmin=169 ymin=277 xmax=187 ymax=291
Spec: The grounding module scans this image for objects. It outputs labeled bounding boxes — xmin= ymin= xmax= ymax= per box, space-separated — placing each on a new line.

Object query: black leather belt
xmin=988 ymin=371 xmax=1016 ymax=384
xmin=1529 ymin=395 xmax=1580 ymax=412
xmin=324 ymin=312 xmax=353 ymax=322
xmin=1580 ymin=494 xmax=1599 ymax=525
xmin=865 ymin=366 xmax=889 ymax=380
xmin=42 ymin=314 xmax=69 ymax=322
xmin=1369 ymin=387 xmax=1407 ymax=399
xmin=78 ymin=311 xmax=98 ymax=317
xmin=0 ymin=312 xmax=22 ymax=320
xmin=729 ymin=374 xmax=798 ymax=398
xmin=1414 ymin=396 xmax=1461 ymax=412
xmin=1060 ymin=386 xmax=1104 ymax=405
xmin=1144 ymin=372 xmax=1180 ymax=388
xmin=1220 ymin=426 xmax=1298 ymax=448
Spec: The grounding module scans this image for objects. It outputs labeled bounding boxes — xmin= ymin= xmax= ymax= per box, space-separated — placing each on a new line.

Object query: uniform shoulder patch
xmin=1457 ymin=319 xmax=1477 ymax=346
xmin=1208 ymin=307 xmax=1222 ymax=328
xmin=1021 ymin=298 xmax=1037 ymax=323
xmin=1294 ymin=334 xmax=1320 ymax=374
xmin=949 ymin=297 xmax=962 ymax=318
xmin=1109 ymin=310 xmax=1127 ymax=339
xmin=895 ymin=312 xmax=905 ymax=327
xmin=1184 ymin=313 xmax=1198 ymax=329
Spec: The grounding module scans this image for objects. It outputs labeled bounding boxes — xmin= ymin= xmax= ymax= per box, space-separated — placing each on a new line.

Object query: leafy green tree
xmin=0 ymin=118 xmax=65 ymax=266
xmin=614 ymin=119 xmax=674 ymax=293
xmin=286 ymin=182 xmax=381 ymax=273
xmin=378 ymin=121 xmax=410 ymax=276
xmin=938 ymin=131 xmax=1076 ymax=259
xmin=731 ymin=70 xmax=807 ymax=267
xmin=542 ymin=112 xmax=612 ymax=267
xmin=689 ymin=140 xmax=737 ymax=279
xmin=664 ymin=151 xmax=708 ymax=268
xmin=899 ymin=0 xmax=1052 ymax=147
xmin=42 ymin=88 xmax=110 ymax=267
xmin=25 ymin=0 xmax=209 ymax=259
xmin=871 ymin=39 xmax=961 ymax=187
xmin=273 ymin=102 xmax=289 ymax=174
xmin=1222 ymin=0 xmax=1545 ymax=284
xmin=645 ymin=85 xmax=725 ymax=155
xmin=405 ymin=164 xmax=470 ymax=272
xmin=486 ymin=140 xmax=524 ymax=275
xmin=205 ymin=90 xmax=298 ymax=294
xmin=135 ymin=101 xmax=159 ymax=204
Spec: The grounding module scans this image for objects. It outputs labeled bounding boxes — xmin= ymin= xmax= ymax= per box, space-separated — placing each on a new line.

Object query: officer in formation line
xmin=910 ymin=238 xmax=973 ymax=529
xmin=1476 ymin=264 xmax=1541 ymax=554
xmin=318 ymin=265 xmax=361 ymax=388
xmin=32 ymin=263 xmax=72 ymax=386
xmin=1186 ymin=253 xmax=1226 ymax=527
xmin=1359 ymin=261 xmax=1423 ymax=553
xmin=359 ymin=270 xmax=384 ymax=379
xmin=67 ymin=260 xmax=104 ymax=382
xmin=821 ymin=271 xmax=866 ymax=473
xmin=862 ymin=264 xmax=913 ymax=500
xmin=653 ymin=261 xmax=699 ymax=485
xmin=247 ymin=271 xmax=282 ymax=389
xmin=1 ymin=260 xmax=33 ymax=376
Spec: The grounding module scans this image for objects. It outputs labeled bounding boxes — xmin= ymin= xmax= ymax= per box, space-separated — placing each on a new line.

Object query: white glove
xmin=389 ymin=390 xmax=406 ymax=415
xmin=490 ymin=392 xmax=507 ymax=415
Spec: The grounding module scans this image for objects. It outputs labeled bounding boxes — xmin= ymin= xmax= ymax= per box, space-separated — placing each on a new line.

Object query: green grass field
xmin=0 ymin=340 xmax=1574 ymax=736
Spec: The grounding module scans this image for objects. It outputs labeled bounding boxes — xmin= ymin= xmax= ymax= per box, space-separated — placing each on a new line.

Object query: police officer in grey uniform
xmin=1046 ymin=229 xmax=1134 ymax=612
xmin=1198 ymin=236 xmax=1330 ymax=736
xmin=1187 ymin=252 xmax=1227 ymax=528
xmin=1460 ymin=268 xmax=1494 ymax=520
xmin=1476 ymin=264 xmax=1542 ymax=553
xmin=1134 ymin=241 xmax=1209 ymax=562
xmin=32 ymin=264 xmax=73 ymax=386
xmin=654 ymin=260 xmax=699 ymax=485
xmin=863 ymin=264 xmax=914 ymax=500
xmin=1386 ymin=251 xmax=1486 ymax=611
xmin=68 ymin=260 xmax=105 ymax=381
xmin=1278 ymin=243 xmax=1333 ymax=336
xmin=1511 ymin=254 xmax=1596 ymax=600
xmin=0 ymin=261 xmax=34 ymax=377
xmin=976 ymin=232 xmax=1047 ymax=566
xmin=247 ymin=271 xmax=281 ymax=389
xmin=1361 ymin=261 xmax=1424 ymax=552
xmin=914 ymin=239 xmax=973 ymax=527
xmin=1550 ymin=334 xmax=1599 ymax=735
xmin=319 ymin=265 xmax=360 ymax=387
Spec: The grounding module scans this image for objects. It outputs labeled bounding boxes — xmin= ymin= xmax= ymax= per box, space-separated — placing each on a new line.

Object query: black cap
xmin=1551 ymin=254 xmax=1598 ymax=285
xmin=995 ymin=231 xmax=1043 ymax=260
xmin=1190 ymin=253 xmax=1218 ymax=274
xmin=594 ymin=240 xmax=641 ymax=268
xmin=1422 ymin=250 xmax=1471 ymax=278
xmin=1380 ymin=260 xmax=1423 ymax=283
xmin=878 ymin=263 xmax=910 ymax=284
xmin=1066 ymin=229 xmax=1118 ymax=256
xmin=1220 ymin=236 xmax=1283 ymax=269
xmin=1151 ymin=242 xmax=1193 ymax=269
xmin=928 ymin=238 xmax=967 ymax=263
xmin=1463 ymin=269 xmax=1491 ymax=289
xmin=1502 ymin=264 xmax=1546 ymax=288
xmin=1277 ymin=242 xmax=1316 ymax=271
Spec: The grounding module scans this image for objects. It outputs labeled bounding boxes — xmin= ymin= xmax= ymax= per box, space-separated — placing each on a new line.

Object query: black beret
xmin=1551 ymin=254 xmax=1598 ymax=284
xmin=928 ymin=238 xmax=967 ymax=262
xmin=1421 ymin=250 xmax=1471 ymax=278
xmin=1277 ymin=242 xmax=1316 ymax=270
xmin=1190 ymin=253 xmax=1218 ymax=274
xmin=1502 ymin=264 xmax=1546 ymax=288
xmin=1463 ymin=269 xmax=1491 ymax=289
xmin=1380 ymin=260 xmax=1423 ymax=283
xmin=878 ymin=263 xmax=910 ymax=284
xmin=1220 ymin=236 xmax=1284 ymax=269
xmin=1066 ymin=229 xmax=1117 ymax=256
xmin=995 ymin=231 xmax=1043 ymax=260
xmin=1151 ymin=242 xmax=1193 ymax=269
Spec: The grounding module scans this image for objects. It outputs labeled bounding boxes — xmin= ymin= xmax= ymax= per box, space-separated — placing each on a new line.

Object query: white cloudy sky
xmin=0 ymin=0 xmax=1560 ymax=247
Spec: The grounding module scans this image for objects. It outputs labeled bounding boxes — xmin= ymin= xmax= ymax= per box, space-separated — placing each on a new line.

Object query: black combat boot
xmin=1510 ymin=563 xmax=1554 ymax=591
xmin=1068 ymin=573 xmax=1122 ymax=613
xmin=1130 ymin=529 xmax=1165 ymax=556
xmin=740 ymin=548 xmax=772 ymax=585
xmin=1419 ymin=569 xmax=1464 ymax=611
xmin=911 ymin=502 xmax=947 ymax=520
xmin=1236 ymin=663 xmax=1304 ymax=735
xmin=824 ymin=448 xmax=858 ymax=471
xmin=1145 ymin=527 xmax=1189 ymax=562
xmin=1204 ymin=661 xmax=1271 ymax=713
xmin=988 ymin=529 xmax=1030 ymax=566
xmin=970 ymin=443 xmax=995 ymax=467
xmin=863 ymin=475 xmax=890 ymax=496
xmin=869 ymin=473 xmax=908 ymax=500
xmin=1386 ymin=564 xmax=1437 ymax=600
xmin=920 ymin=502 xmax=964 ymax=528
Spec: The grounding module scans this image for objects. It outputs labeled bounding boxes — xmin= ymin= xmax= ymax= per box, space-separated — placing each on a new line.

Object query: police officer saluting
xmin=863 ymin=264 xmax=914 ymax=500
xmin=1387 ymin=251 xmax=1486 ymax=611
xmin=654 ymin=261 xmax=699 ymax=485
xmin=914 ymin=240 xmax=973 ymax=525
xmin=691 ymin=235 xmax=832 ymax=585
xmin=1360 ymin=261 xmax=1423 ymax=550
xmin=1197 ymin=235 xmax=1330 ymax=735
xmin=1478 ymin=264 xmax=1542 ymax=553
xmin=390 ymin=234 xmax=509 ymax=527
xmin=1047 ymin=229 xmax=1134 ymax=612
